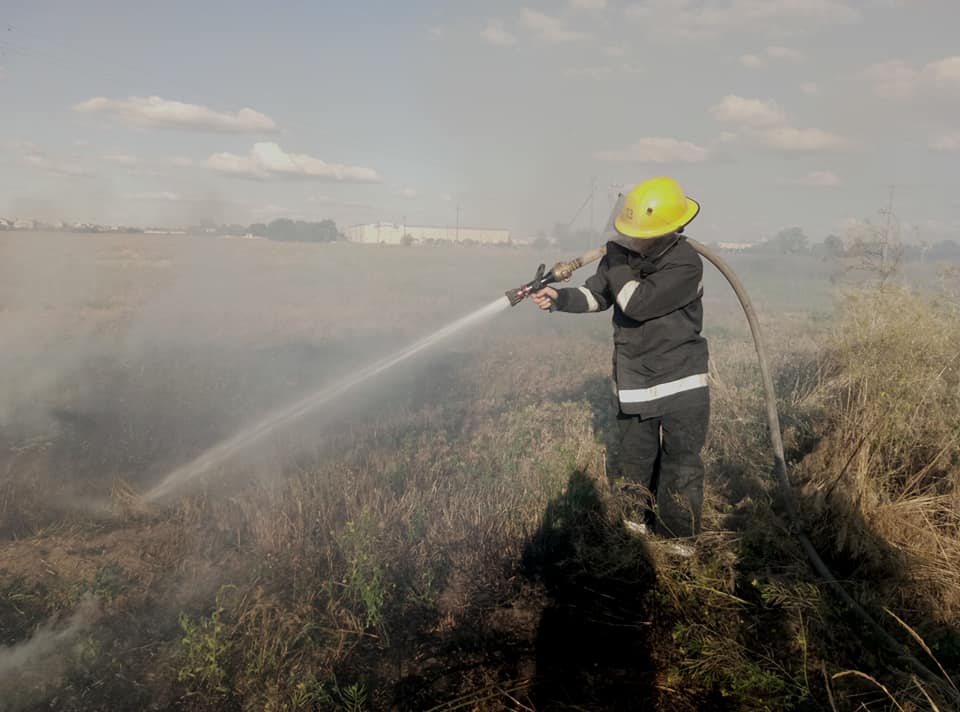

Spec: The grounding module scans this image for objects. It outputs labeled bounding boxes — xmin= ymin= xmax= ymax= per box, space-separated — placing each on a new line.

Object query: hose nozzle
xmin=505 ymin=263 xmax=553 ymax=306
xmin=504 ymin=245 xmax=610 ymax=307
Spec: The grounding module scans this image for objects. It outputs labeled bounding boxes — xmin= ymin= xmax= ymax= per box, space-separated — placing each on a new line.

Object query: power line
xmin=564 ymin=188 xmax=593 ymax=229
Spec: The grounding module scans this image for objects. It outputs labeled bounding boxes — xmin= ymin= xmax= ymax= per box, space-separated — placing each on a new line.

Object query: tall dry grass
xmin=800 ymin=288 xmax=960 ymax=627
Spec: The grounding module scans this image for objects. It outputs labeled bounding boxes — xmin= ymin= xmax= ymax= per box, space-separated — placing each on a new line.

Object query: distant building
xmin=345 ymin=222 xmax=510 ymax=246
xmin=716 ymin=241 xmax=753 ymax=251
xmin=13 ymin=219 xmax=36 ymax=230
xmin=0 ymin=218 xmax=11 ymax=230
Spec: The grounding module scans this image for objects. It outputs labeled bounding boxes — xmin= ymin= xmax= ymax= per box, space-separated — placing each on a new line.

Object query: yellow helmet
xmin=614 ymin=177 xmax=700 ymax=239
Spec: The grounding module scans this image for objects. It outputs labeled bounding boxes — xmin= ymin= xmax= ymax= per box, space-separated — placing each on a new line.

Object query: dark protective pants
xmin=616 ymin=397 xmax=710 ymax=538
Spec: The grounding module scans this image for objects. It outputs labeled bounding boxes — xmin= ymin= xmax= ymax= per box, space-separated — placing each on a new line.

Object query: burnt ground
xmin=378 ymin=470 xmax=727 ymax=712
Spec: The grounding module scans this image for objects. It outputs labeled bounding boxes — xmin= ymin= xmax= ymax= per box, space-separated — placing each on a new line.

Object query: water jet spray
xmin=145 ymin=296 xmax=511 ymax=501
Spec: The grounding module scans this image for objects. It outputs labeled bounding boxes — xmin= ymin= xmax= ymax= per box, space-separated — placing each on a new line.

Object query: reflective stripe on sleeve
xmin=578 ymin=286 xmax=600 ymax=312
xmin=616 ymin=280 xmax=640 ymax=311
xmin=618 ymin=373 xmax=709 ymax=404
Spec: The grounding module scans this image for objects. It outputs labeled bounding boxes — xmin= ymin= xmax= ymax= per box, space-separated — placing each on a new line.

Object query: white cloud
xmin=860 ymin=59 xmax=920 ymax=99
xmin=740 ymin=46 xmax=803 ymax=69
xmin=930 ymin=132 xmax=960 ymax=153
xmin=625 ymin=0 xmax=860 ymax=39
xmin=861 ymin=56 xmax=960 ymax=99
xmin=15 ymin=144 xmax=95 ymax=178
xmin=102 ymin=153 xmax=140 ymax=165
xmin=2 ymin=140 xmax=38 ymax=153
xmin=766 ymin=45 xmax=804 ymax=62
xmin=73 ymin=96 xmax=277 ymax=133
xmin=566 ymin=65 xmax=610 ymax=78
xmin=800 ymin=81 xmax=819 ymax=95
xmin=569 ymin=0 xmax=608 ymax=11
xmin=480 ymin=20 xmax=518 ymax=46
xmin=393 ymin=186 xmax=419 ymax=199
xmin=780 ymin=170 xmax=841 ymax=187
xmin=566 ymin=64 xmax=642 ymax=78
xmin=594 ymin=137 xmax=710 ymax=163
xmin=428 ymin=25 xmax=446 ymax=38
xmin=127 ymin=166 xmax=162 ymax=178
xmin=926 ymin=56 xmax=960 ymax=87
xmin=744 ymin=0 xmax=860 ymax=24
xmin=710 ymin=95 xmax=786 ymax=128
xmin=23 ymin=154 xmax=95 ymax=178
xmin=565 ymin=65 xmax=615 ymax=79
xmin=206 ymin=142 xmax=382 ymax=183
xmin=521 ymin=9 xmax=592 ymax=43
xmin=123 ymin=191 xmax=184 ymax=201
xmin=739 ymin=54 xmax=766 ymax=69
xmin=760 ymin=126 xmax=849 ymax=152
xmin=710 ymin=94 xmax=848 ymax=152
xmin=604 ymin=45 xmax=627 ymax=57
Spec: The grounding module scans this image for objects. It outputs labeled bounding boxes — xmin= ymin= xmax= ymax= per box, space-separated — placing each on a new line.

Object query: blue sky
xmin=1 ymin=0 xmax=958 ymax=242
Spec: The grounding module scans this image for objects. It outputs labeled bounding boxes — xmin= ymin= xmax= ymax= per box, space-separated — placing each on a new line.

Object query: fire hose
xmin=506 ymin=237 xmax=958 ymax=701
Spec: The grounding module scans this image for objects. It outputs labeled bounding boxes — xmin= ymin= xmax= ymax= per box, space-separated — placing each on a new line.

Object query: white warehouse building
xmin=345 ymin=222 xmax=510 ymax=246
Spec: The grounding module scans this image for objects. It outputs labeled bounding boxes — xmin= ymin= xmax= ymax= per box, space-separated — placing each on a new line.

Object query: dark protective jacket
xmin=553 ymin=236 xmax=709 ymax=417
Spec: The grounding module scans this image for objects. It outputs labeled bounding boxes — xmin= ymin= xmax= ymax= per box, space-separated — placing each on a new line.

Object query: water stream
xmin=144 ymin=296 xmax=511 ymax=501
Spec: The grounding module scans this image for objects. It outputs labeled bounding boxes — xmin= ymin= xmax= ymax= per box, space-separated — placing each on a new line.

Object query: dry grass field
xmin=1 ymin=232 xmax=958 ymax=711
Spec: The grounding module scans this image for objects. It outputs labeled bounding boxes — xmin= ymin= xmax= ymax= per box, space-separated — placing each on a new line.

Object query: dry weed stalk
xmin=797 ymin=289 xmax=960 ymax=620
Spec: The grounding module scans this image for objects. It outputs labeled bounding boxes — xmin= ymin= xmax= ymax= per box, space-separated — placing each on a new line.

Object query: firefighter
xmin=532 ymin=177 xmax=708 ymax=555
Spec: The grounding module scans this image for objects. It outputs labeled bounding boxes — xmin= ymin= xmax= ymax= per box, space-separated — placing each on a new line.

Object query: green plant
xmin=285 ymin=673 xmax=330 ymax=711
xmin=92 ymin=563 xmax=128 ymax=601
xmin=326 ymin=677 xmax=367 ymax=712
xmin=337 ymin=515 xmax=390 ymax=632
xmin=178 ymin=593 xmax=232 ymax=697
xmin=672 ymin=621 xmax=810 ymax=710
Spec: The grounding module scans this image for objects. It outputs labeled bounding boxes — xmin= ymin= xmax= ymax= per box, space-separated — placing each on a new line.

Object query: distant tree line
xmin=258 ymin=218 xmax=340 ymax=242
xmin=740 ymin=226 xmax=960 ymax=264
xmin=215 ymin=218 xmax=342 ymax=242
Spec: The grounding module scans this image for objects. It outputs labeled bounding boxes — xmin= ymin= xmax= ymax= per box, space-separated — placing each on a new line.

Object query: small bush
xmin=178 ymin=594 xmax=231 ymax=698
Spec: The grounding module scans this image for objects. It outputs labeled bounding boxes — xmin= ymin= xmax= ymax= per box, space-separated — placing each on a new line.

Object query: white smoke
xmin=0 ymin=597 xmax=99 ymax=711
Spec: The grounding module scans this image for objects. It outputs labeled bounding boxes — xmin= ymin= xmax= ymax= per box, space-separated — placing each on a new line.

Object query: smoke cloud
xmin=0 ymin=598 xmax=99 ymax=711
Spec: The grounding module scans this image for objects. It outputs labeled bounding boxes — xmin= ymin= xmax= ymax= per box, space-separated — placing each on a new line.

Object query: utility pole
xmin=589 ymin=177 xmax=597 ymax=239
xmin=880 ymin=185 xmax=896 ymax=276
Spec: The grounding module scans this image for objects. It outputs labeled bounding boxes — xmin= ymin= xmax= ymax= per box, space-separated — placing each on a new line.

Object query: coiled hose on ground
xmin=553 ymin=239 xmax=958 ymax=702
